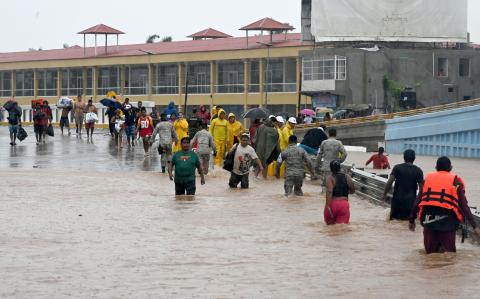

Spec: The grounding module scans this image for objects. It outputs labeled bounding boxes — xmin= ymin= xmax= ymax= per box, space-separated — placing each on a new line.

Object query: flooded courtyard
xmin=1 ymin=127 xmax=480 ymax=298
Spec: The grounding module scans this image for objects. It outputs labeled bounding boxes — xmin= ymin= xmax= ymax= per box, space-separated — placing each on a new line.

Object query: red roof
xmin=188 ymin=28 xmax=232 ymax=39
xmin=240 ymin=17 xmax=295 ymax=31
xmin=78 ymin=24 xmax=125 ymax=35
xmin=0 ymin=33 xmax=306 ymax=64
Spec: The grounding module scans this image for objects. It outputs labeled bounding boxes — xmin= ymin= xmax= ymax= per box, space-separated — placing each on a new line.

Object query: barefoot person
xmin=7 ymin=102 xmax=22 ymax=146
xmin=32 ymin=102 xmax=47 ymax=145
xmin=74 ymin=95 xmax=85 ymax=137
xmin=84 ymin=99 xmax=97 ymax=142
xmin=122 ymin=101 xmax=136 ymax=147
xmin=324 ymin=161 xmax=355 ymax=225
xmin=111 ymin=109 xmax=125 ymax=148
xmin=169 ymin=137 xmax=205 ymax=196
xmin=137 ymin=107 xmax=154 ymax=156
xmin=60 ymin=105 xmax=72 ymax=136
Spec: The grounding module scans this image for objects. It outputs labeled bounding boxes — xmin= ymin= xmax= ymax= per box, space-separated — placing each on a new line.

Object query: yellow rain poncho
xmin=226 ymin=113 xmax=245 ymax=148
xmin=280 ymin=123 xmax=294 ymax=151
xmin=173 ymin=117 xmax=189 ymax=152
xmin=209 ymin=110 xmax=229 ymax=166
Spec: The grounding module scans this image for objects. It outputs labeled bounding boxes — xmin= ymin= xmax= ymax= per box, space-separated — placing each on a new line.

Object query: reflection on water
xmin=1 ymin=127 xmax=480 ymax=297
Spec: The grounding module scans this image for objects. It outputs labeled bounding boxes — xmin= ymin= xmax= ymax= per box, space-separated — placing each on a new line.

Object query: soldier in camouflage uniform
xmin=315 ymin=128 xmax=347 ymax=187
xmin=190 ymin=122 xmax=216 ymax=175
xmin=276 ymin=135 xmax=314 ymax=197
xmin=151 ymin=113 xmax=178 ymax=173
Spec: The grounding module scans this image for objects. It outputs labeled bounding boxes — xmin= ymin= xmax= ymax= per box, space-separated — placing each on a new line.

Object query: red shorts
xmin=139 ymin=127 xmax=153 ymax=138
xmin=324 ymin=199 xmax=350 ymax=225
xmin=85 ymin=122 xmax=95 ymax=129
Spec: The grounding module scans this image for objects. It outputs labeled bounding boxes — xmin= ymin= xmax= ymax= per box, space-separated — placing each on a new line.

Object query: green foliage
xmin=146 ymin=34 xmax=160 ymax=43
xmin=383 ymin=75 xmax=403 ymax=98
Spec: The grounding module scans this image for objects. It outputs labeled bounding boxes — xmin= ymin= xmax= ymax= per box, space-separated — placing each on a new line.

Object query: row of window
xmin=0 ymin=58 xmax=298 ymax=97
xmin=303 ymin=56 xmax=347 ymax=81
xmin=437 ymin=58 xmax=470 ymax=78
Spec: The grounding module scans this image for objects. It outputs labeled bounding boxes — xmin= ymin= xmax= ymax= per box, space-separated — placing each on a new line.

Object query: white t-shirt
xmin=233 ymin=144 xmax=258 ymax=175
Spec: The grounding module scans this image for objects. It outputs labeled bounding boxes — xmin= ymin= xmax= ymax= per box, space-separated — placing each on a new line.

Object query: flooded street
xmin=1 ymin=127 xmax=480 ymax=298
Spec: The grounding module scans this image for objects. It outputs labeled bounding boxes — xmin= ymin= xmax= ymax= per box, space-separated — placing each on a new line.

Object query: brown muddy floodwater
xmin=1 ymin=168 xmax=480 ymax=298
xmin=1 ymin=127 xmax=479 ymax=298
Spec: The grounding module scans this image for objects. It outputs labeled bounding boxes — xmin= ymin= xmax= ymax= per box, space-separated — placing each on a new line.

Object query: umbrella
xmin=100 ymin=98 xmax=122 ymax=110
xmin=242 ymin=107 xmax=271 ymax=120
xmin=300 ymin=108 xmax=315 ymax=116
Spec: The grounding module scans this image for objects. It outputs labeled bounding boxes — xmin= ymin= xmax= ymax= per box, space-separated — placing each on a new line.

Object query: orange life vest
xmin=418 ymin=171 xmax=464 ymax=222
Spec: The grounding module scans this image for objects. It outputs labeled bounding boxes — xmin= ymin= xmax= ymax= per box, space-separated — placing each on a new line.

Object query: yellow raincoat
xmin=226 ymin=113 xmax=245 ymax=148
xmin=210 ymin=110 xmax=229 ymax=166
xmin=280 ymin=123 xmax=294 ymax=151
xmin=173 ymin=118 xmax=189 ymax=152
xmin=268 ymin=123 xmax=294 ymax=177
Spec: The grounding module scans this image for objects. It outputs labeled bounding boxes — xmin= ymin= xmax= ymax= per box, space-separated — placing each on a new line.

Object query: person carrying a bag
xmin=227 ymin=133 xmax=263 ymax=189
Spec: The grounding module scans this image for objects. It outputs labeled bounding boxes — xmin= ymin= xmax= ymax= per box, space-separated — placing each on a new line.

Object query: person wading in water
xmin=324 ymin=160 xmax=355 ymax=225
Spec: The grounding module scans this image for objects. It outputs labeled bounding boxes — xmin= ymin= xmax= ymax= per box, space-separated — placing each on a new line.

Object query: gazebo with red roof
xmin=240 ymin=17 xmax=295 ymax=47
xmin=188 ymin=28 xmax=232 ymax=40
xmin=78 ymin=24 xmax=125 ymax=57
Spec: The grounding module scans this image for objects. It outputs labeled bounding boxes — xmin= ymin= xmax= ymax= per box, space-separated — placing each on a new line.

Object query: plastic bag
xmin=85 ymin=112 xmax=99 ymax=123
xmin=47 ymin=124 xmax=54 ymax=137
xmin=223 ymin=144 xmax=238 ymax=172
xmin=17 ymin=126 xmax=28 ymax=141
xmin=57 ymin=97 xmax=73 ymax=108
xmin=115 ymin=120 xmax=125 ymax=133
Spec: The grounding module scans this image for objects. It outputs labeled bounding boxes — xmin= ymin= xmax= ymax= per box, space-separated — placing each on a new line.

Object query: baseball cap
xmin=288 ymin=117 xmax=297 ymax=124
xmin=276 ymin=116 xmax=285 ymax=123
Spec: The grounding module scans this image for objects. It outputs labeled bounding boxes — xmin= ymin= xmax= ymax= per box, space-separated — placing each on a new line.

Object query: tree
xmin=162 ymin=36 xmax=173 ymax=42
xmin=146 ymin=34 xmax=160 ymax=43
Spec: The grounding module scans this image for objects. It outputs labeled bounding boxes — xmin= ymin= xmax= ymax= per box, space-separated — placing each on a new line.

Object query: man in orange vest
xmin=409 ymin=156 xmax=480 ymax=254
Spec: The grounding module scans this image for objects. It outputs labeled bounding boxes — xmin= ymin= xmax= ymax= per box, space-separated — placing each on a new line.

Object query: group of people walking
xmin=4 ymin=97 xmax=479 ymax=255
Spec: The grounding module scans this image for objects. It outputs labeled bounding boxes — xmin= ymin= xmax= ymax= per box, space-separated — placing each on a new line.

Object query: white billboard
xmin=311 ymin=0 xmax=468 ymax=43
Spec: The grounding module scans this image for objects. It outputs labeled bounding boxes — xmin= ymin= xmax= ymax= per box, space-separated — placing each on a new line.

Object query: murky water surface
xmin=1 ymin=127 xmax=479 ymax=298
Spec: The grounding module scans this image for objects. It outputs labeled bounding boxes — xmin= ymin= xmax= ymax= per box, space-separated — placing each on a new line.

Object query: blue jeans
xmin=299 ymin=144 xmax=318 ymax=155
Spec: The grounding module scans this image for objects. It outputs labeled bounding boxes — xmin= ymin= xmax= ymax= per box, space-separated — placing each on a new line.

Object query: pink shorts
xmin=324 ymin=199 xmax=350 ymax=225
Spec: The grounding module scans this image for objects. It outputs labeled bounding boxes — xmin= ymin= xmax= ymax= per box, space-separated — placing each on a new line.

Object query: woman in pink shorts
xmin=324 ymin=161 xmax=355 ymax=225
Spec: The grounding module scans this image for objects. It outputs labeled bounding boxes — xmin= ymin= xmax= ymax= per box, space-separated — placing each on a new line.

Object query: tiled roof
xmin=188 ymin=28 xmax=232 ymax=39
xmin=78 ymin=24 xmax=125 ymax=35
xmin=240 ymin=17 xmax=295 ymax=31
xmin=0 ymin=33 xmax=306 ymax=64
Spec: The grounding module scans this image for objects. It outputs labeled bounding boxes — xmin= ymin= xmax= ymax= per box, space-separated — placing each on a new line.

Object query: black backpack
xmin=223 ymin=144 xmax=238 ymax=172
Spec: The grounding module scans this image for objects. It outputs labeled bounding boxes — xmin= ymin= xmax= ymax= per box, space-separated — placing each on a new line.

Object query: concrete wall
xmin=301 ymin=0 xmax=314 ymax=42
xmin=300 ymin=47 xmax=480 ymax=110
xmin=385 ymin=105 xmax=480 ymax=158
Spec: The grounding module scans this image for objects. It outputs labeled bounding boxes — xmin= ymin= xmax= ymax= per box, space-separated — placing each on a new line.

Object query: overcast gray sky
xmin=1 ymin=0 xmax=479 ymax=52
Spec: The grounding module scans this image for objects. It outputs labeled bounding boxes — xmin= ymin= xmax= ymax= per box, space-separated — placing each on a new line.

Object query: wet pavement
xmin=1 ymin=126 xmax=480 ymax=298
